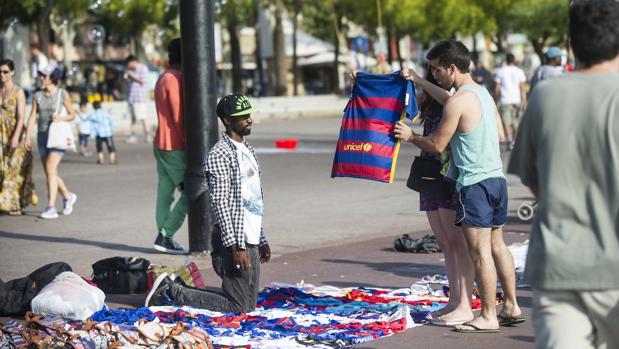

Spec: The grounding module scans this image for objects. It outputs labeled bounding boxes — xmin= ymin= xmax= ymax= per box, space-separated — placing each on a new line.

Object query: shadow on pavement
xmin=509 ymin=335 xmax=535 ymax=343
xmin=321 ymin=258 xmax=445 ymax=279
xmin=0 ymin=230 xmax=156 ymax=255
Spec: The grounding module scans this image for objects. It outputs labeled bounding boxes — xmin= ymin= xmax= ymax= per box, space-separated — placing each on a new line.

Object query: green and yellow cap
xmin=216 ymin=94 xmax=259 ymax=118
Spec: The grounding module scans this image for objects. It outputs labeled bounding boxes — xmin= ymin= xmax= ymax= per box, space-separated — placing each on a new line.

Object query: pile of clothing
xmin=1 ymin=283 xmax=452 ymax=348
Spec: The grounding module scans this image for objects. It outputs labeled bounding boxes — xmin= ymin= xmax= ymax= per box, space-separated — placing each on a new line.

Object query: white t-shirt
xmin=232 ymin=139 xmax=263 ymax=245
xmin=494 ymin=65 xmax=526 ymax=104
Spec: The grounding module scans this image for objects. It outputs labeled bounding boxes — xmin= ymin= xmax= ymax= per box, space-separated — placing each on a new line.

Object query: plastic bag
xmin=31 ymin=271 xmax=105 ymax=321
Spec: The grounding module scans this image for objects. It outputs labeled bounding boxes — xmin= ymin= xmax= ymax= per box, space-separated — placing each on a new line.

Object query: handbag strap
xmin=54 ymin=88 xmax=64 ymax=116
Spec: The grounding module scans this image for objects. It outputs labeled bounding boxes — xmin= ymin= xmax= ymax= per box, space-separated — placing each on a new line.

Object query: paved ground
xmin=0 ymin=115 xmax=536 ymax=348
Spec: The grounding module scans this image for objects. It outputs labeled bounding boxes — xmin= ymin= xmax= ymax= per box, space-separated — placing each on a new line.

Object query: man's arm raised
xmin=394 ymin=94 xmax=463 ymax=153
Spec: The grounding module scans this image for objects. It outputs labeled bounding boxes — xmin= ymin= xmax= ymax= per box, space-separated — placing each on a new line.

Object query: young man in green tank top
xmin=395 ymin=40 xmax=523 ymax=333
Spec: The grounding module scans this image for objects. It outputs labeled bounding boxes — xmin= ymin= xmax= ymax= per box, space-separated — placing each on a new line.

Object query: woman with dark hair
xmin=24 ymin=64 xmax=77 ymax=219
xmin=403 ymin=67 xmax=475 ymax=326
xmin=0 ymin=59 xmax=38 ymax=215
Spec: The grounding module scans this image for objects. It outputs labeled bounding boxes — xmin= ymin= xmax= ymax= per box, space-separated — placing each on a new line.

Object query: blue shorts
xmin=37 ymin=132 xmax=65 ymax=161
xmin=455 ymin=177 xmax=508 ymax=228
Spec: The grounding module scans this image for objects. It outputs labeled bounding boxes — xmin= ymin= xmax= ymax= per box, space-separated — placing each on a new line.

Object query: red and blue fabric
xmin=332 ymin=71 xmax=419 ymax=183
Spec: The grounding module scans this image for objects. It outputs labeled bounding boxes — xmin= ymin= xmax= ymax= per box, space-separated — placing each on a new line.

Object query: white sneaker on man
xmin=40 ymin=207 xmax=59 ymax=219
xmin=62 ymin=193 xmax=77 ymax=215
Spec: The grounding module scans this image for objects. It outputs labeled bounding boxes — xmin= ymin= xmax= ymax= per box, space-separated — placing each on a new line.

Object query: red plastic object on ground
xmin=275 ymin=138 xmax=298 ymax=149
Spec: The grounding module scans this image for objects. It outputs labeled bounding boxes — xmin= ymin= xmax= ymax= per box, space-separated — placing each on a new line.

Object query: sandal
xmin=9 ymin=210 xmax=22 ymax=216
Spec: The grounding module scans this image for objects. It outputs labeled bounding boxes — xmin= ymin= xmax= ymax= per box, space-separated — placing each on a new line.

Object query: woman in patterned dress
xmin=403 ymin=67 xmax=475 ymax=325
xmin=0 ymin=59 xmax=37 ymax=215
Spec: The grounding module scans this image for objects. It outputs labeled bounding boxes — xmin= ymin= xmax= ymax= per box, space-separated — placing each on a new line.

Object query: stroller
xmin=517 ymin=200 xmax=538 ymax=221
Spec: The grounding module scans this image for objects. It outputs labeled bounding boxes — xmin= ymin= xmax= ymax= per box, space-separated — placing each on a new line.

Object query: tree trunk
xmin=531 ymin=38 xmax=548 ymax=65
xmin=228 ymin=13 xmax=243 ymax=93
xmin=292 ymin=0 xmax=300 ymax=96
xmin=386 ymin=27 xmax=394 ymax=66
xmin=332 ymin=11 xmax=343 ymax=95
xmin=254 ymin=0 xmax=265 ymax=96
xmin=37 ymin=0 xmax=53 ymax=55
xmin=492 ymin=33 xmax=505 ymax=53
xmin=395 ymin=31 xmax=404 ymax=70
xmin=273 ymin=0 xmax=287 ymax=96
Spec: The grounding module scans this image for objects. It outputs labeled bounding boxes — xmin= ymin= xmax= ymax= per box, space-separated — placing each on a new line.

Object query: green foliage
xmin=510 ymin=0 xmax=568 ymax=46
xmin=90 ymin=0 xmax=178 ymax=40
xmin=218 ymin=0 xmax=255 ymax=27
xmin=0 ymin=0 xmax=44 ymax=28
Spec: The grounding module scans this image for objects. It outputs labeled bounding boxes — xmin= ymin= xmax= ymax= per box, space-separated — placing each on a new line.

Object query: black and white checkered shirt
xmin=204 ymin=133 xmax=267 ymax=250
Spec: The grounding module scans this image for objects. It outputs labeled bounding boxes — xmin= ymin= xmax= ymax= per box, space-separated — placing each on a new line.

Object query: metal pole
xmin=179 ymin=0 xmax=219 ymax=253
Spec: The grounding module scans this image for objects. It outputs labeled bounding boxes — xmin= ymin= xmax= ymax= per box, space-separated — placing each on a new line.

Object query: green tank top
xmin=449 ymin=84 xmax=504 ymax=191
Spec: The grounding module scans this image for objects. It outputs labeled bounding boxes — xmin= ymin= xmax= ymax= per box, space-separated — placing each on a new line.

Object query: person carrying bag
xmin=46 ymin=88 xmax=76 ymax=151
xmin=23 ymin=64 xmax=78 ymax=219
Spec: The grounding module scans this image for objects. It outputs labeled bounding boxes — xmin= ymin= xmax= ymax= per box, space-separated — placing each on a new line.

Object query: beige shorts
xmin=533 ymin=288 xmax=619 ymax=349
xmin=499 ymin=103 xmax=521 ymax=128
xmin=129 ymin=102 xmax=148 ymax=121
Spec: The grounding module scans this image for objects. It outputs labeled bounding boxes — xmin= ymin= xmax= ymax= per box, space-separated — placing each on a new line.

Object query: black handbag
xmin=91 ymin=257 xmax=150 ymax=294
xmin=406 ymin=156 xmax=455 ymax=200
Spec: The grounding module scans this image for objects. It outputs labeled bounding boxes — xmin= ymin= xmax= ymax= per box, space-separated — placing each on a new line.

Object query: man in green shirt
xmin=507 ymin=1 xmax=619 ymax=348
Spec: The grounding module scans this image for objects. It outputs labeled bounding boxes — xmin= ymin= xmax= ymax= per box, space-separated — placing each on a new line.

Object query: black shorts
xmin=96 ymin=136 xmax=116 ymax=153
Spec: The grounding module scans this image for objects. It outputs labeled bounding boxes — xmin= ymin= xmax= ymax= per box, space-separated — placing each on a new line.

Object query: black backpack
xmin=0 ymin=262 xmax=72 ymax=316
xmin=393 ymin=234 xmax=441 ymax=253
xmin=91 ymin=257 xmax=150 ymax=294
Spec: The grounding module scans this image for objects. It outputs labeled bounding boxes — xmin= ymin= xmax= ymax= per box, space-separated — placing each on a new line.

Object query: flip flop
xmin=429 ymin=319 xmax=468 ymax=327
xmin=453 ymin=323 xmax=499 ymax=334
xmin=498 ymin=314 xmax=526 ymax=326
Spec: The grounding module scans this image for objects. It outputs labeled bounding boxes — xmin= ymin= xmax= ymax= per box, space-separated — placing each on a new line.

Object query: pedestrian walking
xmin=124 ymin=55 xmax=150 ymax=143
xmin=370 ymin=52 xmax=391 ymax=74
xmin=24 ymin=64 xmax=77 ymax=219
xmin=30 ymin=44 xmax=49 ymax=90
xmin=86 ymin=101 xmax=116 ymax=165
xmin=75 ymin=99 xmax=92 ymax=157
xmin=402 ymin=67 xmax=475 ymax=326
xmin=471 ymin=55 xmax=492 ymax=91
xmin=508 ymin=1 xmax=619 ymax=348
xmin=0 ymin=59 xmax=38 ymax=215
xmin=529 ymin=46 xmax=564 ymax=91
xmin=494 ymin=53 xmax=527 ymax=150
xmin=151 ymin=38 xmax=188 ymax=255
xmin=394 ymin=40 xmax=523 ymax=333
xmin=146 ymin=94 xmax=271 ymax=313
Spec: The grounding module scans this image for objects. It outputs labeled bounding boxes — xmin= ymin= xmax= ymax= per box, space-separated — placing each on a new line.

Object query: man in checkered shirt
xmin=145 ymin=94 xmax=271 ymax=313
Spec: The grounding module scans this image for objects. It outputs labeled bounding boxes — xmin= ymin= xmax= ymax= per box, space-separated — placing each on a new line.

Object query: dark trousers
xmin=170 ymin=235 xmax=260 ymax=313
xmin=96 ymin=136 xmax=115 ymax=153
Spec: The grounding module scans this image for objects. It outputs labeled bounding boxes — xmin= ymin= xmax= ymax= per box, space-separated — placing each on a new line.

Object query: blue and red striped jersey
xmin=332 ymin=71 xmax=418 ymax=183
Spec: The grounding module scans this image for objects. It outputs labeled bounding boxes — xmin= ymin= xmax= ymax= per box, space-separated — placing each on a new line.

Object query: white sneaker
xmin=40 ymin=207 xmax=59 ymax=219
xmin=126 ymin=135 xmax=138 ymax=143
xmin=62 ymin=193 xmax=77 ymax=215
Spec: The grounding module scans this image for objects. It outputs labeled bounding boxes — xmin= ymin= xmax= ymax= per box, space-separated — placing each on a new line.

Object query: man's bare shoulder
xmin=444 ymin=90 xmax=475 ymax=111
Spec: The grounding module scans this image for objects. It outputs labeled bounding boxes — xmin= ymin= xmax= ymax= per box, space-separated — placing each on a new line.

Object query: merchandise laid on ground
xmin=0 ymin=242 xmax=528 ymax=348
xmin=0 ymin=281 xmax=503 ymax=349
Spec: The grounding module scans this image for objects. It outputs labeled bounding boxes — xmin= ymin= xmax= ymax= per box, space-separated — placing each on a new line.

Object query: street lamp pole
xmin=179 ymin=0 xmax=219 ymax=253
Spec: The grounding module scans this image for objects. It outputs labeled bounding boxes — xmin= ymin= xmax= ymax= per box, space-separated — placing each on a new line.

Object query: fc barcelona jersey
xmin=332 ymin=71 xmax=419 ymax=183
